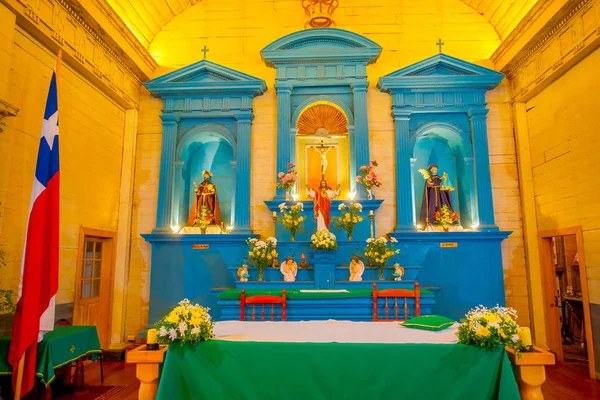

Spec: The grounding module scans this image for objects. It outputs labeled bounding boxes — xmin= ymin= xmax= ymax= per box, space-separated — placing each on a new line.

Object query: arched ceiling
xmin=107 ymin=0 xmax=537 ymax=50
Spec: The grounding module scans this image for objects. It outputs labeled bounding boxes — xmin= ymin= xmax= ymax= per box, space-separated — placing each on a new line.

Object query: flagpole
xmin=14 ymin=353 xmax=25 ymax=399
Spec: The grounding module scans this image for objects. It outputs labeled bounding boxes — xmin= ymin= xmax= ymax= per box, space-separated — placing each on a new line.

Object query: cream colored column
xmin=110 ymin=108 xmax=138 ymax=348
xmin=512 ymin=102 xmax=547 ymax=348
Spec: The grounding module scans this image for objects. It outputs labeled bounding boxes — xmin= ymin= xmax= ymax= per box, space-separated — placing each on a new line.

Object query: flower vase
xmin=290 ymin=230 xmax=296 ymax=242
xmin=200 ymin=227 xmax=207 ymax=234
xmin=367 ymin=189 xmax=373 ymax=200
xmin=285 ymin=191 xmax=291 ymax=201
xmin=443 ymin=226 xmax=449 ymax=232
xmin=258 ymin=266 xmax=265 ymax=282
xmin=347 ymin=231 xmax=353 ymax=241
xmin=378 ymin=265 xmax=385 ymax=280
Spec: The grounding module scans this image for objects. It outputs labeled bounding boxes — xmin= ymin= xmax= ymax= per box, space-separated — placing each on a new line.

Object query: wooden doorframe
xmin=538 ymin=226 xmax=596 ymax=379
xmin=73 ymin=226 xmax=117 ymax=349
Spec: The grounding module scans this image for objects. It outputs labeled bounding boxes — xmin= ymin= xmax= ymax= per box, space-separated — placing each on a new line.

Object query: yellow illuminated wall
xmin=525 ymin=47 xmax=600 ymax=304
xmin=125 ymin=0 xmax=529 ymax=337
xmin=0 ymin=13 xmax=126 ymax=307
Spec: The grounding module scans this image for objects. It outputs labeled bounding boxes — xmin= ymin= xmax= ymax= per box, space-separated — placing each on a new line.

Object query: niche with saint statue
xmin=411 ymin=121 xmax=474 ymax=231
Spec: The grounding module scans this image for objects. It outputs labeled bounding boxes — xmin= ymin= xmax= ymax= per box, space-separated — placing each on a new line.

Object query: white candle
xmin=369 ymin=210 xmax=374 ymax=216
xmin=272 ymin=211 xmax=277 ymax=218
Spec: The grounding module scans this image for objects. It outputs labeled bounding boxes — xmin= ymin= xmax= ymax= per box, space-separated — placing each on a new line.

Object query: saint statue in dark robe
xmin=187 ymin=170 xmax=222 ymax=226
xmin=418 ymin=164 xmax=457 ymax=226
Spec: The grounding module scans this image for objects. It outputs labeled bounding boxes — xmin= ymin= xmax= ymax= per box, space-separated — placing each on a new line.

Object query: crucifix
xmin=310 ymin=140 xmax=334 ymax=177
xmin=201 ymin=45 xmax=209 ymax=60
xmin=436 ymin=38 xmax=444 ymax=54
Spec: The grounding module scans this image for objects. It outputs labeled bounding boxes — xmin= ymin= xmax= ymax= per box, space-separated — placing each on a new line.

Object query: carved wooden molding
xmin=502 ymin=0 xmax=600 ymax=101
xmin=1 ymin=0 xmax=149 ymax=108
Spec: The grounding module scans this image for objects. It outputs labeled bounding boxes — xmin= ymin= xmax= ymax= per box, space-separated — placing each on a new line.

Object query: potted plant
xmin=355 ymin=160 xmax=382 ymax=200
xmin=278 ymin=202 xmax=305 ymax=242
xmin=364 ymin=236 xmax=400 ymax=280
xmin=333 ymin=202 xmax=363 ymax=241
xmin=246 ymin=237 xmax=278 ymax=282
xmin=433 ymin=205 xmax=459 ymax=232
xmin=193 ymin=205 xmax=213 ymax=234
xmin=277 ymin=163 xmax=299 ymax=200
xmin=155 ymin=299 xmax=214 ymax=345
xmin=310 ymin=230 xmax=338 ymax=251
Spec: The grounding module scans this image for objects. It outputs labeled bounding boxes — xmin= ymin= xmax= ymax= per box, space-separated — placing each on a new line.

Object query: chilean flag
xmin=8 ymin=51 xmax=60 ymax=398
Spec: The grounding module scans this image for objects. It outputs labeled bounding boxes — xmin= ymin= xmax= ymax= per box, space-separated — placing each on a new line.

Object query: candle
xmin=147 ymin=328 xmax=158 ymax=344
xmin=369 ymin=210 xmax=374 ymax=216
xmin=518 ymin=327 xmax=532 ymax=347
xmin=272 ymin=211 xmax=277 ymax=218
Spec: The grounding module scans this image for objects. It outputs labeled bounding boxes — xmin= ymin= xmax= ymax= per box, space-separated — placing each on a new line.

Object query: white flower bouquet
xmin=310 ymin=229 xmax=338 ymax=250
xmin=457 ymin=305 xmax=526 ymax=354
xmin=364 ymin=236 xmax=399 ymax=279
xmin=333 ymin=202 xmax=363 ymax=241
xmin=155 ymin=299 xmax=214 ymax=345
xmin=247 ymin=237 xmax=278 ymax=281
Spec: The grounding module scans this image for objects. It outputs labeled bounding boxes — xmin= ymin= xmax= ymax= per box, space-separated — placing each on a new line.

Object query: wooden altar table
xmin=156 ymin=321 xmax=520 ymax=400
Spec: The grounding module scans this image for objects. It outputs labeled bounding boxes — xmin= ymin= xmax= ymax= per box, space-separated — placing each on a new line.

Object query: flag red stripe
xmin=8 ymin=172 xmax=59 ymax=396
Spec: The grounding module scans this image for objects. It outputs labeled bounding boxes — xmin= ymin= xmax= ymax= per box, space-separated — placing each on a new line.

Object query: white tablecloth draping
xmin=213 ymin=320 xmax=459 ymax=344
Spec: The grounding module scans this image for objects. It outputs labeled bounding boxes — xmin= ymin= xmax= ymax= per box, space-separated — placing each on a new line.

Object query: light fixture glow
xmin=416 ymin=224 xmax=423 ymax=230
xmin=171 ymin=225 xmax=180 ymax=234
xmin=348 ymin=192 xmax=356 ymax=200
xmin=471 ymin=223 xmax=480 ymax=230
xmin=293 ymin=194 xmax=299 ymax=201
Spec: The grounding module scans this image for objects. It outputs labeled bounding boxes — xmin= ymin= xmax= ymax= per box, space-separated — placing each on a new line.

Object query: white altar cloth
xmin=213 ymin=320 xmax=459 ymax=344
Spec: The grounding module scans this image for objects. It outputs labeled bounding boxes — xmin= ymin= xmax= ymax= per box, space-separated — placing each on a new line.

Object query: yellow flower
xmin=476 ymin=326 xmax=491 ymax=337
xmin=499 ymin=329 xmax=507 ymax=339
xmin=484 ymin=314 xmax=501 ymax=324
xmin=166 ymin=312 xmax=179 ymax=324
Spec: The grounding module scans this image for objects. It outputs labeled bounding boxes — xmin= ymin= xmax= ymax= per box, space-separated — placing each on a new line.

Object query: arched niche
xmin=377 ymin=53 xmax=504 ymax=232
xmin=144 ymin=59 xmax=266 ymax=234
xmin=174 ymin=123 xmax=237 ymax=228
xmin=261 ymin=28 xmax=382 ymax=200
xmin=411 ymin=123 xmax=475 ymax=227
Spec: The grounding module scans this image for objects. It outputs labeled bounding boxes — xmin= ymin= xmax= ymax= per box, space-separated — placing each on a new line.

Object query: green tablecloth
xmin=156 ymin=341 xmax=520 ymax=400
xmin=0 ymin=325 xmax=102 ymax=386
xmin=218 ymin=288 xmax=432 ymax=300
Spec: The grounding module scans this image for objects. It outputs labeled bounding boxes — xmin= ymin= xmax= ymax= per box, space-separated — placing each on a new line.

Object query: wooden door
xmin=73 ymin=227 xmax=115 ymax=349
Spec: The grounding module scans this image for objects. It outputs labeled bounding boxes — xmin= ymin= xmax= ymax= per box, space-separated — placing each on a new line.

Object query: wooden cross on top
xmin=436 ymin=39 xmax=444 ymax=54
xmin=202 ymin=45 xmax=209 ymax=60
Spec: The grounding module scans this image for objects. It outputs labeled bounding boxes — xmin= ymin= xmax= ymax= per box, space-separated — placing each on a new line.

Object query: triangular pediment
xmin=145 ymin=60 xmax=267 ymax=97
xmin=377 ymin=54 xmax=504 ymax=92
xmin=262 ymin=28 xmax=381 ymax=66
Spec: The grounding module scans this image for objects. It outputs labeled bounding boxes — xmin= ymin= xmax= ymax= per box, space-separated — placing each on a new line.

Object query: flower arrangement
xmin=364 ymin=236 xmax=400 ymax=280
xmin=278 ymin=203 xmax=305 ymax=242
xmin=193 ymin=205 xmax=213 ymax=231
xmin=433 ymin=205 xmax=459 ymax=230
xmin=457 ymin=305 xmax=526 ymax=354
xmin=356 ymin=160 xmax=382 ymax=191
xmin=247 ymin=237 xmax=278 ymax=281
xmin=310 ymin=230 xmax=338 ymax=251
xmin=277 ymin=163 xmax=299 ymax=193
xmin=155 ymin=299 xmax=214 ymax=345
xmin=333 ymin=202 xmax=363 ymax=241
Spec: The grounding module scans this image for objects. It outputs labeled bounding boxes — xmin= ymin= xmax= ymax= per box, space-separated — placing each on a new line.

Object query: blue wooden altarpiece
xmin=142 ymin=29 xmax=511 ymax=329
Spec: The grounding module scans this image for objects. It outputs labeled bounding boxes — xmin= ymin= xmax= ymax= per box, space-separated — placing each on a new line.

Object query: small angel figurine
xmin=280 ymin=256 xmax=298 ymax=282
xmin=237 ymin=264 xmax=250 ymax=282
xmin=299 ymin=254 xmax=309 ymax=269
xmin=349 ymin=256 xmax=365 ymax=282
xmin=392 ymin=263 xmax=405 ymax=281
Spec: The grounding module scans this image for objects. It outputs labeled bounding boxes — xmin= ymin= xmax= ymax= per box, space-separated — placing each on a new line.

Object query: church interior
xmin=1 ymin=0 xmax=600 ymax=398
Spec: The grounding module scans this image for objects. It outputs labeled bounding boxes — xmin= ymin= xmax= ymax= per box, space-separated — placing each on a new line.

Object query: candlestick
xmin=518 ymin=327 xmax=533 ymax=351
xmin=272 ymin=211 xmax=277 ymax=218
xmin=368 ymin=213 xmax=375 ymax=239
xmin=369 ymin=210 xmax=374 ymax=216
xmin=146 ymin=328 xmax=159 ymax=350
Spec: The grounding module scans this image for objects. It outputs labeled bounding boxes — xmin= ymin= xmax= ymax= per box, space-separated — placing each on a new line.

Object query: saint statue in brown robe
xmin=187 ymin=170 xmax=222 ymax=226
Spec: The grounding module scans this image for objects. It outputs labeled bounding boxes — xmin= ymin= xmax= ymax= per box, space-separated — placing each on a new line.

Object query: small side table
xmin=126 ymin=345 xmax=168 ymax=400
xmin=506 ymin=346 xmax=555 ymax=400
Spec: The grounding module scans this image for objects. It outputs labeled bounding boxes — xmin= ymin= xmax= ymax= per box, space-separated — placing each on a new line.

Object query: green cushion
xmin=402 ymin=315 xmax=455 ymax=331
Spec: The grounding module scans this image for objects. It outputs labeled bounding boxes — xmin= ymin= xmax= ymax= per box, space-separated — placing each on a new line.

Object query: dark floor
xmin=47 ymin=358 xmax=600 ymax=400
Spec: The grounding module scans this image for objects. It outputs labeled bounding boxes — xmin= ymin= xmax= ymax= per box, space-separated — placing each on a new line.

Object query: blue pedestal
xmin=313 ymin=250 xmax=337 ymax=289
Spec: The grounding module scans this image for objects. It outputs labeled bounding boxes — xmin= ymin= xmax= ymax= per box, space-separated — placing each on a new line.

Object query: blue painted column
xmin=275 ymin=83 xmax=292 ymax=200
xmin=352 ymin=82 xmax=370 ymax=199
xmin=234 ymin=114 xmax=253 ymax=234
xmin=155 ymin=115 xmax=178 ymax=232
xmin=393 ymin=110 xmax=415 ymax=232
xmin=468 ymin=108 xmax=498 ymax=231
